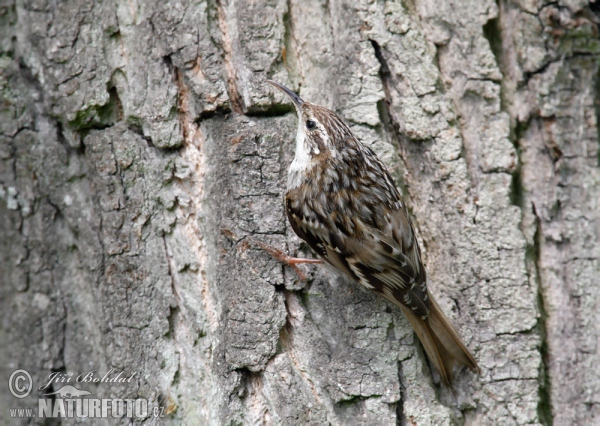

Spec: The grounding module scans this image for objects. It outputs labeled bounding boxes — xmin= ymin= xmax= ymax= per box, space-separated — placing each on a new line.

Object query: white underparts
xmin=287 ymin=119 xmax=314 ymax=190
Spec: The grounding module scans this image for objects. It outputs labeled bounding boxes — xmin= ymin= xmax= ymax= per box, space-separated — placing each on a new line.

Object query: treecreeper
xmin=265 ymin=80 xmax=479 ymax=385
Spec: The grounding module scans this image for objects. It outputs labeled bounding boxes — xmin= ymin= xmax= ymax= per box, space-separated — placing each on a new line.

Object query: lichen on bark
xmin=1 ymin=0 xmax=599 ymax=425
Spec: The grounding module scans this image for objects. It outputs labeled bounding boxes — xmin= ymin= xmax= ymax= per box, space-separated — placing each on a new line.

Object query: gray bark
xmin=1 ymin=0 xmax=599 ymax=424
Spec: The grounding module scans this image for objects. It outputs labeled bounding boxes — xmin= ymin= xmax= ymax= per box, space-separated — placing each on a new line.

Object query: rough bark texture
xmin=1 ymin=0 xmax=599 ymax=424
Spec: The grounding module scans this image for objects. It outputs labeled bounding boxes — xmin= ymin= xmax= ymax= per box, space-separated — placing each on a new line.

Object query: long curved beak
xmin=267 ymin=80 xmax=304 ymax=110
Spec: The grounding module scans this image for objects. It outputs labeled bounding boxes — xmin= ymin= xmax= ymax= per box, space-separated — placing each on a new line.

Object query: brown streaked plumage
xmin=267 ymin=80 xmax=479 ymax=385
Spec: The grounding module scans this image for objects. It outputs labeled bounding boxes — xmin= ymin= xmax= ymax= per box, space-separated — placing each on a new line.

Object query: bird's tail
xmin=402 ymin=293 xmax=479 ymax=385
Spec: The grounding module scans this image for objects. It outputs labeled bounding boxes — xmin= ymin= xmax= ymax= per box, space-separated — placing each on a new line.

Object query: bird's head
xmin=267 ymin=80 xmax=353 ymax=161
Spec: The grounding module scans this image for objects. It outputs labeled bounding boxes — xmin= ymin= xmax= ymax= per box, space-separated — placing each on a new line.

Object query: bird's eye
xmin=306 ymin=120 xmax=316 ymax=130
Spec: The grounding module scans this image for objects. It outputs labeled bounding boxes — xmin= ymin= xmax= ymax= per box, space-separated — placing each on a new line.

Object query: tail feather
xmin=401 ymin=293 xmax=479 ymax=385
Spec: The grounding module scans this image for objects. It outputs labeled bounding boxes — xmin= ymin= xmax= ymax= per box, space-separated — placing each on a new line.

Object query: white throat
xmin=287 ymin=121 xmax=314 ymax=190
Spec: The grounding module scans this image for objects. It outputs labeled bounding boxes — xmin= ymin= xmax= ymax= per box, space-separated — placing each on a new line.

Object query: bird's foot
xmin=250 ymin=239 xmax=322 ymax=281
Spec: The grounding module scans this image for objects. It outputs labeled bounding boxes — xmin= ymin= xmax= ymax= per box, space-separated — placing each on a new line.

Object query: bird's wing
xmin=340 ymin=211 xmax=430 ymax=319
xmin=287 ymin=192 xmax=430 ymax=319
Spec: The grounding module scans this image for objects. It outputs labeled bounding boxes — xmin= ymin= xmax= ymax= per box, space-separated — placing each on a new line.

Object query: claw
xmin=250 ymin=239 xmax=322 ymax=281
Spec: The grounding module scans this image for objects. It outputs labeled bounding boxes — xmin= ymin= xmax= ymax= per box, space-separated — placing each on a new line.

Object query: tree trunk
xmin=1 ymin=0 xmax=599 ymax=424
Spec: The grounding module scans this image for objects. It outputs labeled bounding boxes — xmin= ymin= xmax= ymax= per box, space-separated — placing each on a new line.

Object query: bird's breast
xmin=287 ymin=129 xmax=317 ymax=190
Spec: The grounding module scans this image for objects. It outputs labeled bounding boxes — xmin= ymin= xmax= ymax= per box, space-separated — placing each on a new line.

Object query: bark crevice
xmin=2 ymin=1 xmax=598 ymax=424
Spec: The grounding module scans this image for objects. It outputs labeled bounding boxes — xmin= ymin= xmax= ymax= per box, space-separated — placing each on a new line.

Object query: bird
xmin=264 ymin=80 xmax=479 ymax=385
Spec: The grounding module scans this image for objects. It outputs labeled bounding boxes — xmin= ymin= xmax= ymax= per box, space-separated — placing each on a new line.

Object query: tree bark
xmin=1 ymin=0 xmax=599 ymax=424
